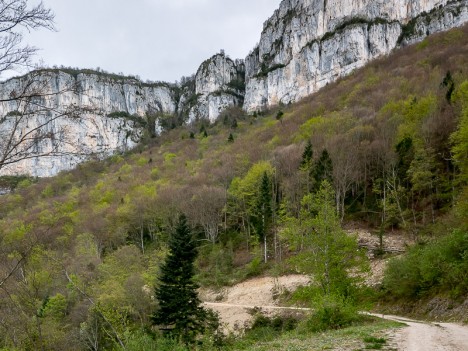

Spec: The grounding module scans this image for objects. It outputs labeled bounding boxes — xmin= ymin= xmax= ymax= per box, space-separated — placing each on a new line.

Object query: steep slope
xmin=1 ymin=24 xmax=467 ymax=350
xmin=2 ymin=1 xmax=468 ymax=177
xmin=244 ymin=0 xmax=468 ymax=111
xmin=0 ymin=53 xmax=245 ymax=177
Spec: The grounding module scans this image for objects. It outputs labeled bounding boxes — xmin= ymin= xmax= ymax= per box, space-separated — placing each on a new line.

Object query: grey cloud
xmin=22 ymin=0 xmax=280 ymax=82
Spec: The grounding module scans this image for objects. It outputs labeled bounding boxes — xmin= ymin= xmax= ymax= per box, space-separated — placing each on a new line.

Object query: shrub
xmin=250 ymin=313 xmax=298 ymax=333
xmin=383 ymin=230 xmax=468 ymax=299
xmin=120 ymin=331 xmax=188 ymax=351
xmin=303 ymin=294 xmax=360 ymax=332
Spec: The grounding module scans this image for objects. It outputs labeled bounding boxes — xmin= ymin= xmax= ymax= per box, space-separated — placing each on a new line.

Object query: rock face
xmin=2 ymin=0 xmax=468 ymax=177
xmin=0 ymin=71 xmax=177 ymax=177
xmin=0 ymin=57 xmax=245 ymax=177
xmin=185 ymin=53 xmax=245 ymax=123
xmin=244 ymin=0 xmax=468 ymax=111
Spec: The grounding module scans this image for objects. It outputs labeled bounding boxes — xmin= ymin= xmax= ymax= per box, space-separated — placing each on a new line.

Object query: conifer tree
xmin=300 ymin=140 xmax=314 ymax=192
xmin=152 ymin=215 xmax=214 ymax=344
xmin=313 ymin=149 xmax=333 ymax=191
xmin=256 ymin=172 xmax=272 ymax=262
xmin=300 ymin=140 xmax=313 ymax=170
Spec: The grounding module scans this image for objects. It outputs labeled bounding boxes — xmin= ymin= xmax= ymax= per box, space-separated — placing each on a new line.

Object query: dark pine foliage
xmin=300 ymin=140 xmax=313 ymax=170
xmin=152 ymin=215 xmax=213 ymax=344
xmin=313 ymin=149 xmax=333 ymax=191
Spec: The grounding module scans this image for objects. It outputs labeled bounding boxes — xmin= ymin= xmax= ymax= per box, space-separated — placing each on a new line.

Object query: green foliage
xmin=163 ymin=152 xmax=177 ymax=166
xmin=227 ymin=78 xmax=246 ymax=92
xmin=196 ymin=243 xmax=234 ymax=287
xmin=234 ymin=312 xmax=299 ymax=346
xmin=42 ymin=293 xmax=67 ymax=320
xmin=363 ymin=336 xmax=387 ymax=350
xmin=452 ymin=81 xmax=468 ymax=182
xmin=300 ymin=140 xmax=313 ymax=170
xmin=3 ymin=23 xmax=468 ymax=349
xmin=383 ymin=230 xmax=468 ymax=299
xmin=276 ymin=110 xmax=284 ymax=121
xmin=441 ymin=71 xmax=455 ymax=102
xmin=313 ymin=150 xmax=333 ymax=192
xmin=152 ymin=215 xmax=218 ymax=344
xmin=255 ymin=172 xmax=272 ymax=241
xmin=0 ymin=175 xmax=35 ymax=190
xmin=254 ymin=63 xmax=286 ymax=78
xmin=303 ymin=294 xmax=361 ymax=332
xmin=119 ymin=331 xmax=188 ymax=351
xmin=249 ymin=313 xmax=298 ymax=333
xmin=284 ymin=181 xmax=366 ymax=298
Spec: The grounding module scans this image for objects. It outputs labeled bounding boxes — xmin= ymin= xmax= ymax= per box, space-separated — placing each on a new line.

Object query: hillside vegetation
xmin=1 ymin=25 xmax=468 ymax=350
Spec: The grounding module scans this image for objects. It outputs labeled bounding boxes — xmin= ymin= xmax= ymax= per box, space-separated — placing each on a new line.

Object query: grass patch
xmin=226 ymin=318 xmax=401 ymax=351
xmin=363 ymin=336 xmax=387 ymax=349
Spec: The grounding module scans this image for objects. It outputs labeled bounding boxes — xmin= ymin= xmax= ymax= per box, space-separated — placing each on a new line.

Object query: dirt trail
xmin=200 ymin=275 xmax=309 ymax=332
xmin=202 ymin=275 xmax=468 ymax=350
xmin=371 ymin=314 xmax=468 ymax=351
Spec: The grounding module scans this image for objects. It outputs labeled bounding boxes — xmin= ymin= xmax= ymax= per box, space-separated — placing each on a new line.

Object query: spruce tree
xmin=256 ymin=172 xmax=272 ymax=262
xmin=152 ymin=215 xmax=213 ymax=344
xmin=313 ymin=149 xmax=333 ymax=191
xmin=300 ymin=140 xmax=313 ymax=169
xmin=300 ymin=140 xmax=314 ymax=192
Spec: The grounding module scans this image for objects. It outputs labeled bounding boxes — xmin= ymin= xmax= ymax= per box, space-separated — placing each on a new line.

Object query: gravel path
xmin=371 ymin=314 xmax=468 ymax=351
xmin=202 ymin=275 xmax=468 ymax=350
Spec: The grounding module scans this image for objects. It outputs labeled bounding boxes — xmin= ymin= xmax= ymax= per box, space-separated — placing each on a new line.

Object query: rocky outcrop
xmin=0 ymin=70 xmax=177 ymax=177
xmin=2 ymin=0 xmax=468 ymax=177
xmin=244 ymin=0 xmax=468 ymax=111
xmin=184 ymin=53 xmax=245 ymax=123
xmin=0 ymin=57 xmax=245 ymax=176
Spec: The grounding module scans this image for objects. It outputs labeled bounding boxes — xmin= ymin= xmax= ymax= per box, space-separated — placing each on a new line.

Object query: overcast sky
xmin=21 ymin=0 xmax=280 ymax=83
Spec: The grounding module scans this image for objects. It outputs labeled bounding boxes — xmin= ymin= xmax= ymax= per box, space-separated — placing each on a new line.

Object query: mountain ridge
xmin=1 ymin=0 xmax=468 ymax=176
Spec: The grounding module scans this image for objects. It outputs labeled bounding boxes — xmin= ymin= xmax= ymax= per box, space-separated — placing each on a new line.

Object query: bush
xmin=250 ymin=314 xmax=298 ymax=333
xmin=383 ymin=230 xmax=468 ymax=299
xmin=119 ymin=331 xmax=188 ymax=351
xmin=302 ymin=294 xmax=360 ymax=332
xmin=240 ymin=313 xmax=300 ymax=344
xmin=196 ymin=244 xmax=234 ymax=287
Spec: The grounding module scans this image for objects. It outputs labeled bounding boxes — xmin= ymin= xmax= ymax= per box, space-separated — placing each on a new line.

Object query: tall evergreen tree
xmin=313 ymin=149 xmax=334 ymax=191
xmin=255 ymin=172 xmax=272 ymax=262
xmin=300 ymin=140 xmax=314 ymax=193
xmin=152 ymin=215 xmax=214 ymax=344
xmin=300 ymin=140 xmax=313 ymax=170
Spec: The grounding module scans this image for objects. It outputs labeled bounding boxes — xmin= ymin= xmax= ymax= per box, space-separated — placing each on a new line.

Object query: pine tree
xmin=313 ymin=149 xmax=333 ymax=191
xmin=152 ymin=215 xmax=215 ymax=344
xmin=256 ymin=172 xmax=272 ymax=262
xmin=300 ymin=140 xmax=314 ymax=192
xmin=227 ymin=133 xmax=234 ymax=143
xmin=300 ymin=140 xmax=313 ymax=169
xmin=231 ymin=118 xmax=238 ymax=129
xmin=200 ymin=125 xmax=208 ymax=138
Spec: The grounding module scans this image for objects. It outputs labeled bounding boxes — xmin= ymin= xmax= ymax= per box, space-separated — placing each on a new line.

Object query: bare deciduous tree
xmin=0 ymin=1 xmax=94 ymax=175
xmin=0 ymin=1 xmax=55 ymax=77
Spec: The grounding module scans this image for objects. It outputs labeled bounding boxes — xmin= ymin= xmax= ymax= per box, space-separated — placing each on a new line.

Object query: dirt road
xmin=372 ymin=314 xmax=468 ymax=351
xmin=202 ymin=275 xmax=468 ymax=350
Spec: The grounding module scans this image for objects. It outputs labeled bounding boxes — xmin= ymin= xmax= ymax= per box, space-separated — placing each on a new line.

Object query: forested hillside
xmin=1 ymin=25 xmax=468 ymax=350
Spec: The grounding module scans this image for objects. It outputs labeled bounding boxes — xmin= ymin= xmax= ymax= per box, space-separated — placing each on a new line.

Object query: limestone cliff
xmin=0 ymin=70 xmax=177 ymax=177
xmin=184 ymin=53 xmax=245 ymax=123
xmin=2 ymin=0 xmax=468 ymax=177
xmin=244 ymin=0 xmax=468 ymax=111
